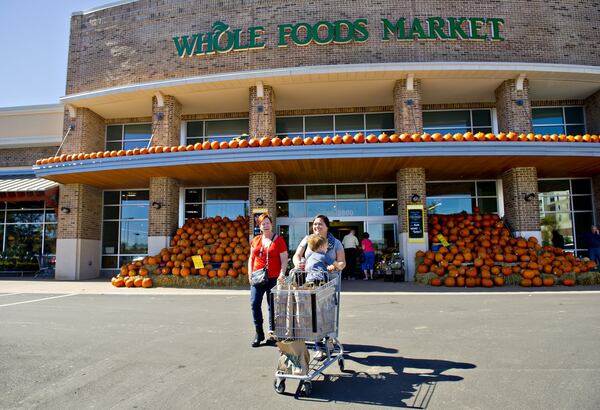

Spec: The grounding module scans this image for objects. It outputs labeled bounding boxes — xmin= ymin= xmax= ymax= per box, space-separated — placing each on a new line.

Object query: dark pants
xmin=344 ymin=248 xmax=357 ymax=278
xmin=590 ymin=248 xmax=600 ymax=267
xmin=250 ymin=278 xmax=278 ymax=329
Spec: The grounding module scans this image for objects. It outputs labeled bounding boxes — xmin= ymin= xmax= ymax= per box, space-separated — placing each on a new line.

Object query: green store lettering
xmin=173 ymin=21 xmax=265 ymax=57
xmin=173 ymin=17 xmax=506 ymax=58
xmin=381 ymin=17 xmax=504 ymax=41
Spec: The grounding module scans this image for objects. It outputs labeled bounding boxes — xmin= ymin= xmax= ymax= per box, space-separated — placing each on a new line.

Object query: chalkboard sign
xmin=406 ymin=205 xmax=425 ymax=242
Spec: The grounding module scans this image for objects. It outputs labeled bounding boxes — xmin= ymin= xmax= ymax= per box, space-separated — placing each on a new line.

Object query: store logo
xmin=173 ymin=17 xmax=504 ymax=58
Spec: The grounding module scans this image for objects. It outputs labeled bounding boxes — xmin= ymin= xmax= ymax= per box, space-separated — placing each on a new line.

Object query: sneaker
xmin=363 ymin=278 xmax=369 ymax=280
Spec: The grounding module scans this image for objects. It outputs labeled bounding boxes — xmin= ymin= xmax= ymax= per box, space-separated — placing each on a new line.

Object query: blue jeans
xmin=250 ymin=278 xmax=278 ymax=329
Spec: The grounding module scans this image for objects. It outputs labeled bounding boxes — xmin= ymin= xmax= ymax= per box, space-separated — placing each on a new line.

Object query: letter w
xmin=173 ymin=35 xmax=198 ymax=57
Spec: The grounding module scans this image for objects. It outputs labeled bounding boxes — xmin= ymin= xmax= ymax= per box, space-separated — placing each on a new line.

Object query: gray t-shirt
xmin=305 ymin=251 xmax=328 ymax=272
xmin=298 ymin=233 xmax=343 ymax=267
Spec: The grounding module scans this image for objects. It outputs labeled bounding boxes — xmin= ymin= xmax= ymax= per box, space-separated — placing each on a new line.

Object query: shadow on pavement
xmin=293 ymin=343 xmax=476 ymax=408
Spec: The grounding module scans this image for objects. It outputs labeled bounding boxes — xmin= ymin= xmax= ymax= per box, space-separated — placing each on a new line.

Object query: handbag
xmin=250 ymin=235 xmax=277 ymax=286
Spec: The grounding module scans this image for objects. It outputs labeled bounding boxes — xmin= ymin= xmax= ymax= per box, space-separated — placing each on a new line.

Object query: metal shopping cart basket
xmin=269 ymin=269 xmax=344 ymax=397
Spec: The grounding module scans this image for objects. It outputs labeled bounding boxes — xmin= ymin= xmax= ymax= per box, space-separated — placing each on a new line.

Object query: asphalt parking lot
xmin=1 ymin=286 xmax=599 ymax=409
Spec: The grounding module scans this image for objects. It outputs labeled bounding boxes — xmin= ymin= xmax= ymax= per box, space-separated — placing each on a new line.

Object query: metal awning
xmin=0 ymin=177 xmax=58 ymax=192
xmin=0 ymin=177 xmax=59 ymax=205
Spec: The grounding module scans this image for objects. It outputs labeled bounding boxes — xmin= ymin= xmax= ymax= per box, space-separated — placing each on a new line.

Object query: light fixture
xmin=151 ymin=201 xmax=162 ymax=209
xmin=410 ymin=193 xmax=420 ymax=203
xmin=155 ymin=112 xmax=164 ymax=121
xmin=515 ymin=99 xmax=525 ymax=106
xmin=404 ymin=99 xmax=414 ymax=107
xmin=60 ymin=206 xmax=71 ymax=214
xmin=255 ymin=197 xmax=264 ymax=206
xmin=523 ymin=193 xmax=536 ymax=202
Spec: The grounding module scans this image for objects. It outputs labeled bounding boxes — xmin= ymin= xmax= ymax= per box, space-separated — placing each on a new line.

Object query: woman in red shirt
xmin=248 ymin=213 xmax=288 ymax=347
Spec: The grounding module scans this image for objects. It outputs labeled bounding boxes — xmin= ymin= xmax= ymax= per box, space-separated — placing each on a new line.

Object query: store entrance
xmin=328 ymin=221 xmax=364 ymax=242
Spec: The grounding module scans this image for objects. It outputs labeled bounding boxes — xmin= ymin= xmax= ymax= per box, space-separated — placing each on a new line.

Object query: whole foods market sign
xmin=173 ymin=17 xmax=505 ymax=57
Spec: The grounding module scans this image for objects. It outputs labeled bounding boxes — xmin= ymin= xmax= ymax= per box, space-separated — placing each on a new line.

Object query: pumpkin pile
xmin=415 ymin=210 xmax=599 ymax=287
xmin=111 ymin=215 xmax=250 ymax=288
xmin=35 ymin=131 xmax=600 ymax=166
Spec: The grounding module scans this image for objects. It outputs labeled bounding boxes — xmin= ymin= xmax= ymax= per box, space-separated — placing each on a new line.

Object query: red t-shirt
xmin=251 ymin=235 xmax=288 ymax=278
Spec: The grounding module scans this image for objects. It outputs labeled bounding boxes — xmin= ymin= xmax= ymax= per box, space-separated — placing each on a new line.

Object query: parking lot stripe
xmin=0 ymin=293 xmax=76 ymax=308
xmin=0 ymin=293 xmax=21 ymax=297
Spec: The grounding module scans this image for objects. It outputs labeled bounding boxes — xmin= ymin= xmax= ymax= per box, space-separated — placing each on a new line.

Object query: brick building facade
xmin=2 ymin=0 xmax=596 ymax=280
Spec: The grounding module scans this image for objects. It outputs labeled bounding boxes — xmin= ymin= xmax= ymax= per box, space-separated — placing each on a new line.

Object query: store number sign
xmin=174 ymin=17 xmax=505 ymax=57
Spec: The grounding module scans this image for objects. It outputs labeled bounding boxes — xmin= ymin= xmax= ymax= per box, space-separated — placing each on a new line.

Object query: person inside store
xmin=584 ymin=225 xmax=600 ymax=266
xmin=551 ymin=230 xmax=565 ymax=249
xmin=248 ymin=213 xmax=288 ymax=348
xmin=292 ymin=214 xmax=345 ymax=360
xmin=342 ymin=229 xmax=360 ymax=280
xmin=361 ymin=232 xmax=375 ymax=280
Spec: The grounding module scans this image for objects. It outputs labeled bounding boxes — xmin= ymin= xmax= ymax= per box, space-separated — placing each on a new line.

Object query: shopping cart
xmin=34 ymin=255 xmax=55 ymax=279
xmin=269 ymin=269 xmax=344 ymax=397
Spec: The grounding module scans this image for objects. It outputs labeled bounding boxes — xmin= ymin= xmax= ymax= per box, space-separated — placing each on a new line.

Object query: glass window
xmin=306 ymin=185 xmax=334 ymax=200
xmin=205 ymin=119 xmax=248 ymax=138
xmin=205 ymin=187 xmax=248 ymax=201
xmin=307 ymin=201 xmax=335 ymax=216
xmin=186 ymin=121 xmax=204 ymax=144
xmin=427 ymin=197 xmax=472 ymax=214
xmin=276 ymin=117 xmax=303 ymax=135
xmin=0 ymin=201 xmax=55 ymax=258
xmin=101 ymin=190 xmax=149 ymax=270
xmin=423 ymin=109 xmax=492 ymax=134
xmin=277 ymin=186 xmax=304 ymax=201
xmin=305 ymin=116 xmax=333 ymax=133
xmin=365 ymin=113 xmax=394 ymax=133
xmin=366 ymin=223 xmax=396 ymax=253
xmin=367 ymin=184 xmax=397 ymax=199
xmin=335 ymin=115 xmax=364 ymax=133
xmin=476 ymin=181 xmax=497 ymax=197
xmin=334 ymin=201 xmax=366 ymax=217
xmin=106 ymin=124 xmax=151 ymax=150
xmin=336 ymin=185 xmax=366 ymax=199
xmin=538 ymin=178 xmax=594 ymax=256
xmin=43 ymin=224 xmax=56 ymax=255
xmin=532 ymin=107 xmax=585 ymax=135
xmin=184 ymin=187 xmax=249 ymax=220
xmin=367 ymin=200 xmax=397 ymax=216
xmin=427 ymin=182 xmax=475 ymax=197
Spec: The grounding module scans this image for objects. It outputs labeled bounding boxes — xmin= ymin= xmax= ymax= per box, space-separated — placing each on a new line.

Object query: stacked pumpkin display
xmin=415 ymin=209 xmax=598 ymax=287
xmin=111 ymin=215 xmax=250 ymax=288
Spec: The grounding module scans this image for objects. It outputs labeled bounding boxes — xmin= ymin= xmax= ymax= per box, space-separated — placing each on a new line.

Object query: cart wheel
xmin=303 ymin=381 xmax=312 ymax=397
xmin=338 ymin=358 xmax=345 ymax=372
xmin=273 ymin=378 xmax=285 ymax=394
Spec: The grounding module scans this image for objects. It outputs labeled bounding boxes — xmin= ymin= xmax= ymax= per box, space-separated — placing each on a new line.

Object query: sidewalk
xmin=2 ymin=277 xmax=600 ymax=295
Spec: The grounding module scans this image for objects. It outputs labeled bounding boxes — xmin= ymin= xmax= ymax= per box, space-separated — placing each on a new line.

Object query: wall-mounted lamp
xmin=68 ymin=123 xmax=75 ymax=131
xmin=404 ymin=99 xmax=415 ymax=107
xmin=515 ymin=99 xmax=525 ymax=106
xmin=155 ymin=112 xmax=164 ymax=121
xmin=255 ymin=197 xmax=264 ymax=206
xmin=151 ymin=201 xmax=162 ymax=209
xmin=60 ymin=206 xmax=71 ymax=214
xmin=410 ymin=193 xmax=421 ymax=203
xmin=523 ymin=193 xmax=536 ymax=202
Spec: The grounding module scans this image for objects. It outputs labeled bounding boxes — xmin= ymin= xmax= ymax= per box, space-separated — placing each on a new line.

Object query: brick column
xmin=495 ymin=79 xmax=532 ymax=134
xmin=152 ymin=94 xmax=182 ymax=147
xmin=592 ymin=175 xmax=600 ymax=225
xmin=501 ymin=167 xmax=541 ymax=241
xmin=61 ymin=107 xmax=105 ymax=154
xmin=55 ymin=183 xmax=102 ymax=280
xmin=248 ymin=172 xmax=277 ymax=236
xmin=393 ymin=79 xmax=422 ymax=134
xmin=148 ymin=177 xmax=180 ymax=255
xmin=396 ymin=168 xmax=427 ymax=281
xmin=584 ymin=89 xmax=600 ymax=134
xmin=249 ymin=85 xmax=275 ymax=139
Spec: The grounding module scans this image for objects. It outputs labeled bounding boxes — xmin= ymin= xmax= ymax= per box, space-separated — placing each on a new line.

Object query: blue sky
xmin=0 ymin=1 xmax=108 ymax=108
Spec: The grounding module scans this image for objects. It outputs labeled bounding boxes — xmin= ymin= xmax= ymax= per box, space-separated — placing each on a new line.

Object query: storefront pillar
xmin=592 ymin=175 xmax=600 ymax=225
xmin=61 ymin=107 xmax=105 ymax=154
xmin=249 ymin=84 xmax=275 ymax=139
xmin=495 ymin=79 xmax=532 ymax=133
xmin=584 ymin=89 xmax=600 ymax=134
xmin=55 ymin=183 xmax=102 ymax=280
xmin=501 ymin=167 xmax=541 ymax=241
xmin=248 ymin=172 xmax=277 ymax=236
xmin=393 ymin=78 xmax=423 ymax=134
xmin=396 ymin=168 xmax=427 ymax=281
xmin=148 ymin=177 xmax=180 ymax=256
xmin=152 ymin=94 xmax=182 ymax=147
